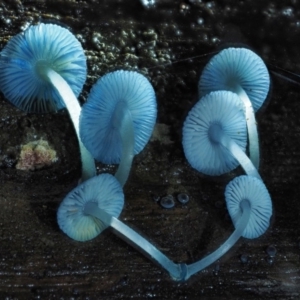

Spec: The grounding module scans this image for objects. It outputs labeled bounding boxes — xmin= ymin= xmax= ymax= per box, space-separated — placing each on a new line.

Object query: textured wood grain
xmin=1 ymin=0 xmax=300 ymax=299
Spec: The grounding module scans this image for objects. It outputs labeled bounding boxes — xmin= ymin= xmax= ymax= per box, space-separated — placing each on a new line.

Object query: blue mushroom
xmin=57 ymin=173 xmax=187 ymax=281
xmin=184 ymin=175 xmax=272 ymax=280
xmin=198 ymin=47 xmax=270 ymax=169
xmin=57 ymin=173 xmax=272 ymax=281
xmin=182 ymin=90 xmax=261 ymax=178
xmin=225 ymin=175 xmax=272 ymax=239
xmin=0 ymin=23 xmax=96 ymax=181
xmin=80 ymin=70 xmax=157 ymax=187
xmin=57 ymin=174 xmax=124 ymax=242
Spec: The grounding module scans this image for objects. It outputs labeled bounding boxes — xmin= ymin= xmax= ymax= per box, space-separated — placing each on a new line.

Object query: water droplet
xmin=177 ymin=193 xmax=189 ymax=204
xmin=266 ymin=245 xmax=277 ymax=257
xmin=160 ymin=195 xmax=175 ymax=209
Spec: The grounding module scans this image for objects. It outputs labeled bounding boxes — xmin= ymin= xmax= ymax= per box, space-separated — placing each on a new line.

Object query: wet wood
xmin=0 ymin=0 xmax=300 ymax=298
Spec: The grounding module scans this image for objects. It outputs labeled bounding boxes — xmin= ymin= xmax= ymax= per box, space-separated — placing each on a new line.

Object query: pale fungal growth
xmin=151 ymin=123 xmax=174 ymax=145
xmin=16 ymin=139 xmax=58 ymax=171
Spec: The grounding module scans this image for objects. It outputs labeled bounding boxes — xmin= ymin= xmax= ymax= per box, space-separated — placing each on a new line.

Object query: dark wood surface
xmin=0 ymin=0 xmax=300 ymax=299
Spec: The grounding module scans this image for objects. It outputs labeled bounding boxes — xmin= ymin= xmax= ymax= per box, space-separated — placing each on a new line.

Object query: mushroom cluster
xmin=56 ymin=160 xmax=272 ymax=282
xmin=181 ymin=48 xmax=273 ymax=276
xmin=0 ymin=24 xmax=274 ymax=282
xmin=198 ymin=48 xmax=270 ymax=169
xmin=59 ymin=46 xmax=273 ymax=281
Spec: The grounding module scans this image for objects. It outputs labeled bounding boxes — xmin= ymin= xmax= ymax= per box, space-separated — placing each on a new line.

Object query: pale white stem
xmin=211 ymin=124 xmax=261 ymax=180
xmin=84 ymin=202 xmax=187 ymax=281
xmin=46 ymin=69 xmax=96 ymax=181
xmin=113 ymin=101 xmax=135 ymax=187
xmin=235 ymin=86 xmax=260 ymax=169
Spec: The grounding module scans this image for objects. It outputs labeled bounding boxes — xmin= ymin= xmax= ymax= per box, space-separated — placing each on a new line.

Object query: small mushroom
xmin=182 ymin=90 xmax=261 ymax=178
xmin=57 ymin=174 xmax=124 ymax=242
xmin=198 ymin=47 xmax=270 ymax=169
xmin=183 ymin=175 xmax=272 ymax=280
xmin=225 ymin=175 xmax=272 ymax=239
xmin=0 ymin=23 xmax=95 ymax=181
xmin=79 ymin=70 xmax=157 ymax=187
xmin=57 ymin=173 xmax=186 ymax=281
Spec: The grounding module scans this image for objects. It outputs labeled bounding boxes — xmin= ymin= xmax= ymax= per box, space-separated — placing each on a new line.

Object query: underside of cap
xmin=198 ymin=47 xmax=270 ymax=112
xmin=0 ymin=23 xmax=86 ymax=113
xmin=182 ymin=90 xmax=247 ymax=176
xmin=225 ymin=175 xmax=272 ymax=239
xmin=57 ymin=173 xmax=124 ymax=242
xmin=80 ymin=70 xmax=157 ymax=164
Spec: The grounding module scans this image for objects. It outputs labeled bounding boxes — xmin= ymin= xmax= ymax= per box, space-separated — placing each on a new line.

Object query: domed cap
xmin=57 ymin=173 xmax=124 ymax=242
xmin=225 ymin=175 xmax=272 ymax=239
xmin=198 ymin=47 xmax=270 ymax=111
xmin=0 ymin=23 xmax=86 ymax=112
xmin=80 ymin=70 xmax=157 ymax=164
xmin=182 ymin=90 xmax=247 ymax=176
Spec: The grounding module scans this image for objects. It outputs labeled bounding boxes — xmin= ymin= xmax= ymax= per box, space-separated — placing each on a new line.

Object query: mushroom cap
xmin=0 ymin=23 xmax=86 ymax=113
xmin=57 ymin=173 xmax=124 ymax=242
xmin=80 ymin=70 xmax=157 ymax=164
xmin=198 ymin=47 xmax=270 ymax=112
xmin=182 ymin=90 xmax=247 ymax=176
xmin=225 ymin=175 xmax=272 ymax=239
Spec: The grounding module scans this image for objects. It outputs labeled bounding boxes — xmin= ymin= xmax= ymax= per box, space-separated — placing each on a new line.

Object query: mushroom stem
xmin=113 ymin=101 xmax=135 ymax=187
xmin=45 ymin=69 xmax=96 ymax=181
xmin=209 ymin=124 xmax=261 ymax=179
xmin=234 ymin=85 xmax=260 ymax=169
xmin=184 ymin=199 xmax=251 ymax=280
xmin=84 ymin=201 xmax=187 ymax=281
